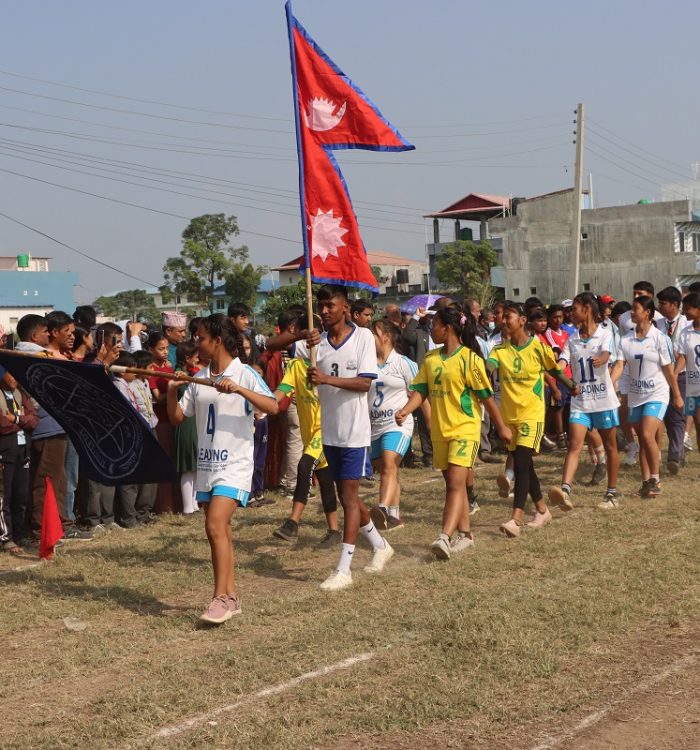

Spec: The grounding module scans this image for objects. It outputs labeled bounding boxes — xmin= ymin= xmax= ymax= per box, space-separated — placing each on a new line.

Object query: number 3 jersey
xmin=369 ymin=350 xmax=418 ymax=441
xmin=410 ymin=346 xmax=492 ymax=442
xmin=618 ymin=326 xmax=674 ymax=407
xmin=316 ymin=324 xmax=377 ymax=448
xmin=675 ymin=324 xmax=700 ymax=397
xmin=561 ymin=325 xmax=620 ymax=413
xmin=178 ymin=358 xmax=274 ymax=493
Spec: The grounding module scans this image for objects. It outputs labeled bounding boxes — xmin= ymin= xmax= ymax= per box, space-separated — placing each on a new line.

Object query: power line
xmin=0 ymin=84 xmax=294 ymax=134
xmin=0 ymin=209 xmax=162 ymax=287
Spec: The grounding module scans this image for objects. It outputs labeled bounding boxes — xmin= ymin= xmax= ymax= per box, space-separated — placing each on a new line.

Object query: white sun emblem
xmin=303 ymin=97 xmax=347 ymax=132
xmin=308 ymin=208 xmax=347 ymax=261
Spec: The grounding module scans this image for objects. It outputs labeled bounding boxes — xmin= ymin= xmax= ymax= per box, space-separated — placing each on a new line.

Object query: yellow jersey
xmin=277 ymin=358 xmax=322 ymax=449
xmin=486 ymin=337 xmax=560 ymax=423
xmin=410 ymin=345 xmax=492 ymax=442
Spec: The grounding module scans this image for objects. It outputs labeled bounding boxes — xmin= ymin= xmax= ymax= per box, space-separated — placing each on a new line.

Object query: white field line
xmin=529 ymin=650 xmax=700 ymax=750
xmin=127 ymin=649 xmax=379 ymax=747
xmin=0 ymin=560 xmax=43 ymax=576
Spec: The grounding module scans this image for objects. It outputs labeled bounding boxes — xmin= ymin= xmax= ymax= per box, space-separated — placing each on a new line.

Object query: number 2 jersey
xmin=316 ymin=323 xmax=377 ymax=448
xmin=561 ymin=325 xmax=620 ymax=413
xmin=178 ymin=358 xmax=274 ymax=493
xmin=410 ymin=345 xmax=492 ymax=442
xmin=675 ymin=324 xmax=700 ymax=397
xmin=618 ymin=326 xmax=674 ymax=407
xmin=369 ymin=350 xmax=418 ymax=442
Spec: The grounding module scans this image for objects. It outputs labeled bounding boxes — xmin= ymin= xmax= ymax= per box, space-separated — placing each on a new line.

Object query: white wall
xmin=0 ymin=307 xmax=54 ymax=333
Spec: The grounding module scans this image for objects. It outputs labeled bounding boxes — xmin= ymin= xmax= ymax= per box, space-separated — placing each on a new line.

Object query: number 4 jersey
xmin=369 ymin=350 xmax=418 ymax=442
xmin=179 ymin=358 xmax=274 ymax=494
xmin=562 ymin=325 xmax=620 ymax=413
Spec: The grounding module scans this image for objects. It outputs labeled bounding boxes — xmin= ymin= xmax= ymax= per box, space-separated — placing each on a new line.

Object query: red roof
xmin=272 ymin=250 xmax=423 ymax=272
xmin=424 ymin=192 xmax=511 ymax=220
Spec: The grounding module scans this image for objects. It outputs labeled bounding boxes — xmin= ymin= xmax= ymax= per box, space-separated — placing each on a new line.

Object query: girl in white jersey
xmin=611 ymin=297 xmax=683 ymax=498
xmin=548 ymin=293 xmax=620 ymax=511
xmin=167 ymin=315 xmax=278 ymax=625
xmin=367 ymin=319 xmax=420 ymax=532
xmin=674 ymin=292 xmax=700 ymax=450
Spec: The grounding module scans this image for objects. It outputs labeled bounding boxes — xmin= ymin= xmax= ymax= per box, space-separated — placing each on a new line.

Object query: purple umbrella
xmin=400 ymin=294 xmax=446 ymax=315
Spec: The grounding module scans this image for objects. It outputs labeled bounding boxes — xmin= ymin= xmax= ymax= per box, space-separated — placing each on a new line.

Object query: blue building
xmin=0 ymin=255 xmax=78 ymax=332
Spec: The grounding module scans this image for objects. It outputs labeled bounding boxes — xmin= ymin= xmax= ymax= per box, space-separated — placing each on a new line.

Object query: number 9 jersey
xmin=561 ymin=325 xmax=620 ymax=413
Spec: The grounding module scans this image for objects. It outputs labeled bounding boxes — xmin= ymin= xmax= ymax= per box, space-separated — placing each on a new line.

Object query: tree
xmin=434 ymin=239 xmax=498 ymax=303
xmin=161 ymin=214 xmax=265 ymax=313
xmin=93 ymin=289 xmax=160 ymax=323
xmin=259 ymin=280 xmax=321 ymax=329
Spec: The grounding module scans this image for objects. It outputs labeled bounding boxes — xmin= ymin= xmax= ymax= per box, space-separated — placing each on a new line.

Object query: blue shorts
xmin=569 ymin=409 xmax=620 ymax=431
xmin=195 ymin=485 xmax=250 ymax=507
xmin=628 ymin=401 xmax=668 ymax=423
xmin=323 ymin=445 xmax=372 ymax=481
xmin=685 ymin=396 xmax=700 ymax=417
xmin=370 ymin=432 xmax=412 ymax=461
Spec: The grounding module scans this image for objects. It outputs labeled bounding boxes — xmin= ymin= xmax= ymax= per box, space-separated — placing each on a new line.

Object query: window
xmin=175 ymin=294 xmax=182 ymax=304
xmin=530 ymin=286 xmax=537 ymax=295
xmin=23 ymin=289 xmax=27 ymax=296
xmin=581 ymin=232 xmax=588 ymax=240
xmin=9 ymin=317 xmax=18 ymax=324
xmin=694 ymin=233 xmax=700 ymax=254
xmin=216 ymin=299 xmax=225 ymax=310
xmin=583 ymin=283 xmax=591 ymax=291
xmin=512 ymin=287 xmax=520 ymax=297
xmin=34 ymin=290 xmax=38 ymax=296
xmin=679 ymin=231 xmax=686 ymax=253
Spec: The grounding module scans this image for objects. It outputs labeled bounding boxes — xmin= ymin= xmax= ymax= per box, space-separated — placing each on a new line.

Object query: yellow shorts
xmin=507 ymin=421 xmax=544 ymax=452
xmin=304 ymin=433 xmax=328 ymax=470
xmin=432 ymin=439 xmax=479 ymax=471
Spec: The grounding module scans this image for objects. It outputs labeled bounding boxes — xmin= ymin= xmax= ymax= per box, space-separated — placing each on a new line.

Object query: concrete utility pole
xmin=569 ymin=102 xmax=584 ymax=296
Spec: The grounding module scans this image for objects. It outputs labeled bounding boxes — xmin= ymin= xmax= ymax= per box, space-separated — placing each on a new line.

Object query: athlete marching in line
xmin=272 ymin=315 xmax=340 ymax=548
xmin=396 ymin=309 xmax=512 ymax=560
xmin=548 ymin=293 xmax=621 ymax=511
xmin=167 ymin=314 xmax=278 ymax=625
xmin=487 ymin=302 xmax=577 ymax=538
xmin=306 ymin=285 xmax=393 ymax=591
xmin=611 ymin=296 xmax=683 ymax=498
xmin=368 ymin=319 xmax=421 ymax=532
xmin=674 ymin=292 xmax=700 ymax=450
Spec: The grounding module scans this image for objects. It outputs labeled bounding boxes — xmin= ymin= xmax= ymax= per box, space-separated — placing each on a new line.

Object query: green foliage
xmin=161 ymin=214 xmax=265 ymax=313
xmin=435 ymin=239 xmax=498 ymax=302
xmin=259 ymin=280 xmax=321 ymax=328
xmin=93 ymin=289 xmax=160 ymax=323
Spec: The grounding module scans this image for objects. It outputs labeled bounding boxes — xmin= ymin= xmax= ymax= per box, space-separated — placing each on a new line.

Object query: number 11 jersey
xmin=564 ymin=325 xmax=620 ymax=413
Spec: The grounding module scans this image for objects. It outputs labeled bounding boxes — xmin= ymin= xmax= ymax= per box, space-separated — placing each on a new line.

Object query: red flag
xmin=286 ymin=2 xmax=414 ymax=292
xmin=40 ymin=476 xmax=64 ymax=560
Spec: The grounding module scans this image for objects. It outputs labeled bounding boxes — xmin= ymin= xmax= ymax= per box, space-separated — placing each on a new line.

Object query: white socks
xmin=180 ymin=471 xmax=198 ymax=514
xmin=336 ymin=543 xmax=355 ymax=574
xmin=361 ymin=521 xmax=386 ymax=551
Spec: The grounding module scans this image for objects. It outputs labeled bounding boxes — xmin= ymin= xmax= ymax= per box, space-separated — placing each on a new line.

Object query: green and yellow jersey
xmin=277 ymin=358 xmax=323 ymax=459
xmin=409 ymin=346 xmax=492 ymax=442
xmin=486 ymin=337 xmax=560 ymax=424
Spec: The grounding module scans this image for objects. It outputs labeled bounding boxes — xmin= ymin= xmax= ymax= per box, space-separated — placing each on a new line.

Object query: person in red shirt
xmin=545 ymin=305 xmax=571 ymax=450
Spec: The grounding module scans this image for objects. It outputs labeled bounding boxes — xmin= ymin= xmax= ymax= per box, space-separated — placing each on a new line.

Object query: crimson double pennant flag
xmin=285 ymin=2 xmax=414 ymax=293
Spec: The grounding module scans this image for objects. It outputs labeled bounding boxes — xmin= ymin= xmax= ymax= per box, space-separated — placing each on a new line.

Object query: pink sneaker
xmin=500 ymin=518 xmax=521 ymax=538
xmin=199 ymin=595 xmax=241 ymax=625
xmin=526 ymin=508 xmax=552 ymax=529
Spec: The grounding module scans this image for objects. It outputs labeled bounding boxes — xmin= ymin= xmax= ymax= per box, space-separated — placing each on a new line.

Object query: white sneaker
xmin=363 ymin=540 xmax=394 ymax=573
xmin=684 ymin=432 xmax=693 ymax=451
xmin=320 ymin=570 xmax=353 ymax=591
xmin=450 ymin=533 xmax=475 ymax=554
xmin=430 ymin=536 xmax=451 ymax=560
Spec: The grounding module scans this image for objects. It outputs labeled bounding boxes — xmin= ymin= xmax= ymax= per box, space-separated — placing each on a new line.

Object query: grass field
xmin=2 ymin=447 xmax=700 ymax=749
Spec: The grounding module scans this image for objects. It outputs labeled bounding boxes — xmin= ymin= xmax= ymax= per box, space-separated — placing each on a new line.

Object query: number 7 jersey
xmin=562 ymin=325 xmax=620 ymax=413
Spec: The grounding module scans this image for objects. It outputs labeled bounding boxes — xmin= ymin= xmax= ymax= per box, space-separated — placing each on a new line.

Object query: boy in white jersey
xmin=167 ymin=315 xmax=278 ymax=625
xmin=675 ymin=292 xmax=700 ymax=450
xmin=548 ymin=293 xmax=620 ymax=511
xmin=611 ymin=297 xmax=683 ymax=498
xmin=306 ymin=285 xmax=393 ymax=591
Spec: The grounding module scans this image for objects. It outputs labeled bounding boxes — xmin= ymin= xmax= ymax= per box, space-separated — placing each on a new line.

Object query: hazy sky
xmin=2 ymin=0 xmax=698 ymax=303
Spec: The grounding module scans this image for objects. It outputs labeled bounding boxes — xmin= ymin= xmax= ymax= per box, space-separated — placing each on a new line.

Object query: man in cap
xmin=162 ymin=311 xmax=188 ymax=369
xmin=561 ymin=299 xmax=576 ymax=336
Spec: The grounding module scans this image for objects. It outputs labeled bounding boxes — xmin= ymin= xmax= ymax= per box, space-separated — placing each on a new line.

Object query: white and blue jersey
xmin=562 ymin=325 xmax=620 ymax=414
xmin=369 ymin=350 xmax=418 ymax=442
xmin=618 ymin=327 xmax=673 ymax=408
xmin=178 ymin=358 xmax=274 ymax=497
xmin=675 ymin=324 xmax=700 ymax=398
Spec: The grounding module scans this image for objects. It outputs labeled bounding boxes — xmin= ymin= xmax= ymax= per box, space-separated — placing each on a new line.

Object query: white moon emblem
xmin=303 ymin=97 xmax=347 ymax=132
